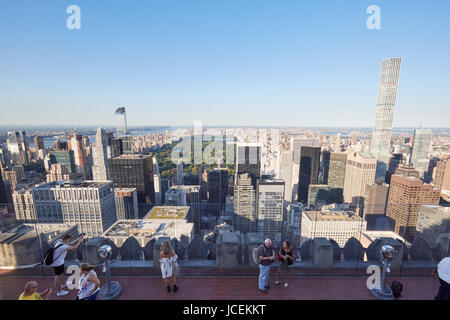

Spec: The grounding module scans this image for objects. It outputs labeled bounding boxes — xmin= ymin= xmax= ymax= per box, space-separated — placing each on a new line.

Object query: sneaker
xmin=173 ymin=285 xmax=178 ymax=293
xmin=275 ymin=281 xmax=281 ymax=285
xmin=258 ymin=289 xmax=269 ymax=294
xmin=264 ymin=285 xmax=271 ymax=290
xmin=56 ymin=290 xmax=69 ymax=297
xmin=167 ymin=286 xmax=171 ymax=293
xmin=284 ymin=283 xmax=289 ymax=287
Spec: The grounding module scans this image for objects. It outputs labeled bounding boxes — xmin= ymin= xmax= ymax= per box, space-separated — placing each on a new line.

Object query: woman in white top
xmin=77 ymin=263 xmax=101 ymax=300
xmin=160 ymin=241 xmax=178 ymax=293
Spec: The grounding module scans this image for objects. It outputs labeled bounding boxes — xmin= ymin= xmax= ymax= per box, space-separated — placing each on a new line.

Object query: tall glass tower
xmin=115 ymin=107 xmax=128 ymax=137
xmin=410 ymin=128 xmax=432 ymax=174
xmin=370 ymin=58 xmax=402 ymax=182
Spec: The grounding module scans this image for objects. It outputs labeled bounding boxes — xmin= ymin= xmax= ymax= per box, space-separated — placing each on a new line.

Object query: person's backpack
xmin=391 ymin=281 xmax=403 ymax=298
xmin=44 ymin=242 xmax=65 ymax=265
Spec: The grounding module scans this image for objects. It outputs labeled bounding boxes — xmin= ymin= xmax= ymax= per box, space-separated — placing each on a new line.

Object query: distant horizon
xmin=1 ymin=125 xmax=450 ymax=131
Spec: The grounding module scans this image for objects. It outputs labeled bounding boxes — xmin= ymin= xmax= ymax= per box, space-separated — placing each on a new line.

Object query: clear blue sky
xmin=1 ymin=0 xmax=449 ymax=127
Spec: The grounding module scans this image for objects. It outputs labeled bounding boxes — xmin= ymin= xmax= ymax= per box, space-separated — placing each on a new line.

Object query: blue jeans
xmin=84 ymin=289 xmax=100 ymax=300
xmin=435 ymin=278 xmax=450 ymax=300
xmin=259 ymin=264 xmax=271 ymax=290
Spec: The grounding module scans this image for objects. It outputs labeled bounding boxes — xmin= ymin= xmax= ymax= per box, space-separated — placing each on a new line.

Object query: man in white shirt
xmin=432 ymin=257 xmax=450 ymax=300
xmin=51 ymin=233 xmax=85 ymax=296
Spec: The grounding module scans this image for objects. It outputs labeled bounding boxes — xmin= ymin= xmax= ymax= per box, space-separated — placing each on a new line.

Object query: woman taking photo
xmin=275 ymin=240 xmax=295 ymax=287
xmin=160 ymin=241 xmax=179 ymax=293
xmin=77 ymin=263 xmax=101 ymax=300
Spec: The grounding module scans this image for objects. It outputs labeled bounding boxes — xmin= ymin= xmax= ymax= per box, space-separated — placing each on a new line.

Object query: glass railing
xmin=1 ymin=201 xmax=448 ymax=279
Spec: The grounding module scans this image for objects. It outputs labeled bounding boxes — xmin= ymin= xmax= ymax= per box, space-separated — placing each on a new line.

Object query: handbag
xmin=172 ymin=255 xmax=180 ymax=276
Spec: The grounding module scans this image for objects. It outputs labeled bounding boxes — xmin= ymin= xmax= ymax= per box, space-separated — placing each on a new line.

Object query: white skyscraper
xmin=370 ymin=57 xmax=402 ymax=182
xmin=92 ymin=128 xmax=110 ymax=181
xmin=153 ymin=173 xmax=162 ymax=205
xmin=278 ymin=150 xmax=294 ymax=203
xmin=115 ymin=107 xmax=128 ymax=137
xmin=256 ymin=179 xmax=285 ymax=242
xmin=176 ymin=160 xmax=184 ymax=185
xmin=153 ymin=157 xmax=160 ymax=175
xmin=410 ymin=128 xmax=432 ymax=175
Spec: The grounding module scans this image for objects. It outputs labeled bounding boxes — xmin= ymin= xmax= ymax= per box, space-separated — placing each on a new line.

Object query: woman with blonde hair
xmin=160 ymin=240 xmax=179 ymax=293
xmin=77 ymin=263 xmax=101 ymax=300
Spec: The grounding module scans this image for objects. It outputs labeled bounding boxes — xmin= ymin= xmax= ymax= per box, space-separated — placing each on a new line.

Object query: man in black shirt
xmin=258 ymin=238 xmax=275 ymax=294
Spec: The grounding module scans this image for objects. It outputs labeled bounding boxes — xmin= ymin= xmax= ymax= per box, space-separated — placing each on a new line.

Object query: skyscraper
xmin=0 ymin=173 xmax=7 ymax=204
xmin=278 ymin=150 xmax=294 ymax=203
xmin=33 ymin=181 xmax=117 ymax=237
xmin=176 ymin=160 xmax=184 ymax=185
xmin=115 ymin=106 xmax=128 ymax=136
xmin=386 ymin=174 xmax=440 ymax=241
xmin=370 ymin=58 xmax=402 ymax=182
xmin=291 ymin=137 xmax=320 ymax=201
xmin=236 ymin=143 xmax=261 ymax=186
xmin=433 ymin=156 xmax=450 ymax=192
xmin=115 ymin=188 xmax=139 ymax=220
xmin=387 ymin=153 xmax=403 ymax=183
xmin=207 ymin=168 xmax=229 ymax=215
xmin=153 ymin=173 xmax=162 ymax=205
xmin=68 ymin=133 xmax=89 ymax=178
xmin=343 ymin=152 xmax=377 ymax=209
xmin=291 ymin=137 xmax=320 ymax=164
xmin=115 ymin=107 xmax=133 ymax=154
xmin=7 ymin=131 xmax=30 ymax=166
xmin=33 ymin=136 xmax=44 ymax=151
xmin=363 ymin=182 xmax=389 ymax=230
xmin=49 ymin=150 xmax=76 ymax=174
xmin=152 ymin=157 xmax=160 ymax=175
xmin=297 ymin=146 xmax=321 ymax=204
xmin=12 ymin=188 xmax=36 ymax=222
xmin=256 ymin=179 xmax=284 ymax=242
xmin=234 ymin=173 xmax=256 ymax=233
xmin=410 ymin=128 xmax=432 ymax=176
xmin=92 ymin=128 xmax=110 ymax=181
xmin=46 ymin=163 xmax=77 ymax=182
xmin=321 ymin=151 xmax=347 ymax=203
xmin=109 ymin=154 xmax=155 ymax=210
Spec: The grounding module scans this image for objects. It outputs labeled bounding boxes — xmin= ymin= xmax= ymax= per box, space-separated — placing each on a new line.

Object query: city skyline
xmin=1 ymin=1 xmax=450 ymax=127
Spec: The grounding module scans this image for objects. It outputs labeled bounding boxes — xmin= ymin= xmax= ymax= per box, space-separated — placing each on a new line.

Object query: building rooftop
xmin=102 ymin=219 xmax=193 ymax=241
xmin=115 ymin=187 xmax=137 ymax=193
xmin=258 ymin=179 xmax=285 ymax=185
xmin=359 ymin=152 xmax=375 ymax=159
xmin=303 ymin=211 xmax=363 ymax=222
xmin=35 ymin=180 xmax=111 ymax=189
xmin=112 ymin=154 xmax=151 ymax=160
xmin=144 ymin=206 xmax=189 ymax=220
xmin=169 ymin=185 xmax=201 ymax=192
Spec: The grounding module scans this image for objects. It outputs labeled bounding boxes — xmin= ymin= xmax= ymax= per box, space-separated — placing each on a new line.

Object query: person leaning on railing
xmin=432 ymin=257 xmax=450 ymax=300
xmin=18 ymin=281 xmax=52 ymax=300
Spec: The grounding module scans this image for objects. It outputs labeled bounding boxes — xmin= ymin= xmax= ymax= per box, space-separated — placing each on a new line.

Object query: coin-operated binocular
xmin=97 ymin=245 xmax=121 ymax=300
xmin=370 ymin=245 xmax=398 ymax=300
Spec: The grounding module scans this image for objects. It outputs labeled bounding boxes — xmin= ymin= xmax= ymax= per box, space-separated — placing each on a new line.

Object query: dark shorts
xmin=279 ymin=259 xmax=294 ymax=271
xmin=53 ymin=264 xmax=65 ymax=276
